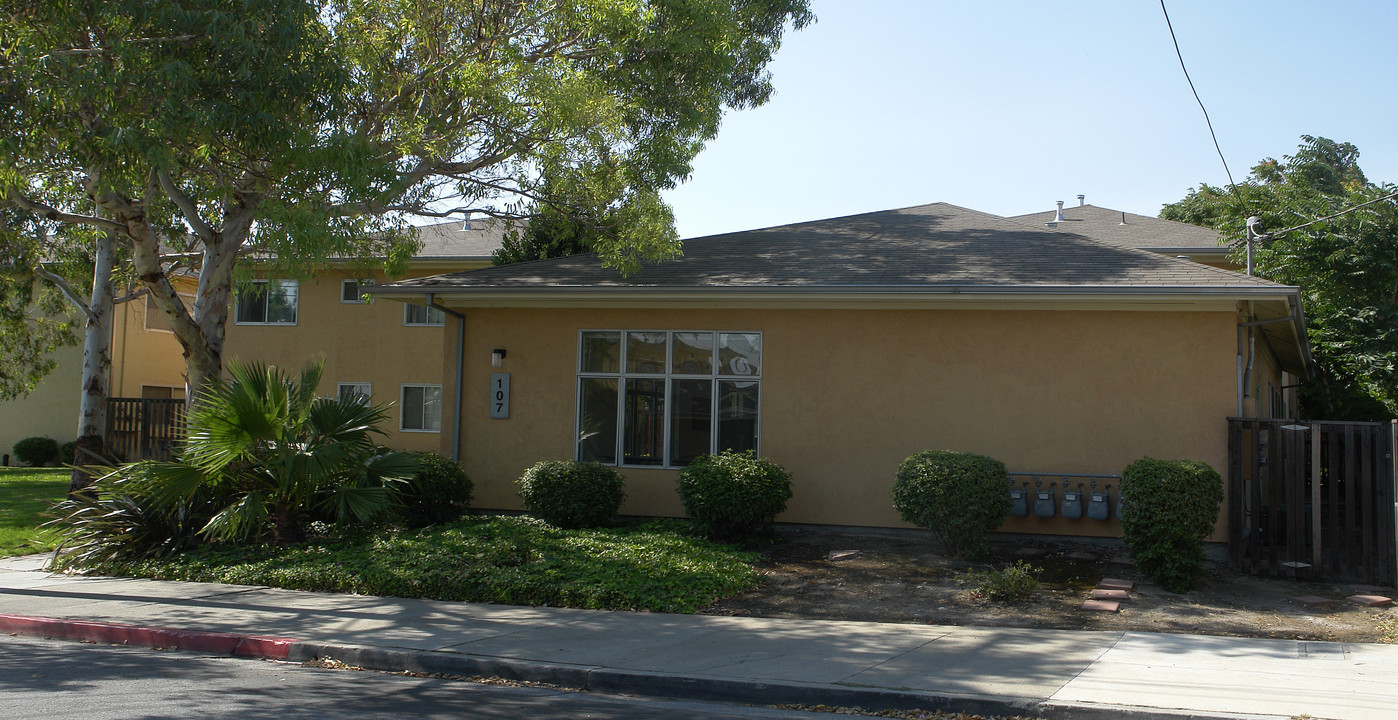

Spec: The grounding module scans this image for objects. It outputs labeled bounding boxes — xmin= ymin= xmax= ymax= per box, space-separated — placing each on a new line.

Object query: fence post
xmin=1312 ymin=423 xmax=1322 ymax=573
xmin=1391 ymin=419 xmax=1397 ymax=587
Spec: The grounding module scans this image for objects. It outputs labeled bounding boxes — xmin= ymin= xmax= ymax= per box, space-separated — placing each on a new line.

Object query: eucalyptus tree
xmin=1161 ymin=136 xmax=1398 ymax=420
xmin=2 ymin=0 xmax=812 ymax=491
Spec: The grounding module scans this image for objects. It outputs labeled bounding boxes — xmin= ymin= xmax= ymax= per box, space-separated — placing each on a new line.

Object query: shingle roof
xmin=385 ymin=202 xmax=1285 ymax=294
xmin=1006 ymin=204 xmax=1228 ymax=252
xmin=410 ymin=217 xmax=509 ymax=260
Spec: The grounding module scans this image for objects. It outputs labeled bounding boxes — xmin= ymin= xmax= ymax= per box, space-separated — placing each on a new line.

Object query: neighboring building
xmin=375 ymin=202 xmax=1311 ymax=536
xmin=0 ymin=342 xmax=82 ymax=463
xmin=1008 ymin=200 xmax=1236 ymax=269
xmin=221 ymin=218 xmax=507 ymax=452
xmin=0 ymin=218 xmax=505 ymax=458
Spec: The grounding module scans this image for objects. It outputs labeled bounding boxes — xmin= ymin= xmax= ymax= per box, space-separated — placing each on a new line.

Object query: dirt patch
xmin=699 ymin=526 xmax=1396 ymax=643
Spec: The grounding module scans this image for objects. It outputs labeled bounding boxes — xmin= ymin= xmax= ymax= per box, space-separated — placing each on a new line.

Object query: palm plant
xmin=137 ymin=358 xmax=419 ymax=543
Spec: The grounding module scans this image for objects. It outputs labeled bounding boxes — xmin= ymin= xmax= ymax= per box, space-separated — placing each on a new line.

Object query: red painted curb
xmin=0 ymin=614 xmax=298 ymax=659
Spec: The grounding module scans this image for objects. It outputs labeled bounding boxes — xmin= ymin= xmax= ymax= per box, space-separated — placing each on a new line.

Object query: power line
xmin=1159 ymin=1 xmax=1239 ymax=194
xmin=1260 ymin=188 xmax=1398 ymax=238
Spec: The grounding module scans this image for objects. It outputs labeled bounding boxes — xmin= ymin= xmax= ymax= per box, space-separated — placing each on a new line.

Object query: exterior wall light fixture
xmin=491 ymin=348 xmax=507 ymax=367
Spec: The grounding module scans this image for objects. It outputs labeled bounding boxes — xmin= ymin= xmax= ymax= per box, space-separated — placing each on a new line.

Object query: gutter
xmin=367 ymin=283 xmax=1303 ymax=299
xmin=424 ymin=293 xmax=466 ymax=463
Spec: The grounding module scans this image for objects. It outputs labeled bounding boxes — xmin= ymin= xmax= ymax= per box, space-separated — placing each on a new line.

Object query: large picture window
xmin=234 ymin=279 xmax=298 ymax=325
xmin=576 ymin=330 xmax=761 ymax=467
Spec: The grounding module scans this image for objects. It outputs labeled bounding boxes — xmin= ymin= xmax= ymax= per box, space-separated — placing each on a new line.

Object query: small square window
xmin=338 ymin=382 xmax=372 ymax=405
xmin=401 ymin=384 xmax=442 ymax=432
xmin=341 ymin=279 xmax=371 ymax=304
xmin=404 ymin=304 xmax=445 ymax=326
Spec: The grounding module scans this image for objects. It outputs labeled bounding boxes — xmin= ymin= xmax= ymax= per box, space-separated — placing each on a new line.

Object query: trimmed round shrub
xmin=676 ymin=451 xmax=793 ymax=541
xmin=517 ymin=460 xmax=625 ymax=528
xmin=891 ymin=450 xmax=1010 ymax=558
xmin=13 ymin=436 xmax=60 ymax=466
xmin=60 ymin=441 xmax=77 ymax=464
xmin=398 ymin=453 xmax=474 ymax=527
xmin=1119 ymin=457 xmax=1224 ymax=593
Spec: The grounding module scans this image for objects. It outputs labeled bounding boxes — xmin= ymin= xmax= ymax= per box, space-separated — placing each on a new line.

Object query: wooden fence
xmin=1227 ymin=418 xmax=1397 ymax=585
xmin=106 ymin=398 xmax=186 ymax=462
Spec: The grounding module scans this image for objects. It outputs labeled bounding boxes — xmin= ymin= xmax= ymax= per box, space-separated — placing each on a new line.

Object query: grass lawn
xmin=0 ymin=467 xmax=68 ymax=557
xmin=84 ymin=516 xmax=762 ymax=613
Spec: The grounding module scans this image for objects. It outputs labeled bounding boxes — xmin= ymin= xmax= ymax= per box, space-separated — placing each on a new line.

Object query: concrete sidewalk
xmin=2 ymin=553 xmax=1394 ymax=720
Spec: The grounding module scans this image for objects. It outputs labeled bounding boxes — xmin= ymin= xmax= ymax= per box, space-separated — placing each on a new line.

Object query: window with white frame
xmin=338 ymin=382 xmax=372 ymax=405
xmin=341 ymin=278 xmax=372 ymax=303
xmin=404 ymin=303 xmax=445 ymax=326
xmin=234 ymin=279 xmax=298 ymax=325
xmin=576 ymin=330 xmax=761 ymax=467
xmin=401 ymin=384 xmax=442 ymax=432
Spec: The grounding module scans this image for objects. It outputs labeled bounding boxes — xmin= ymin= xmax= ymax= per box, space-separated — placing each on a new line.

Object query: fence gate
xmin=1227 ymin=418 xmax=1397 ymax=585
xmin=106 ymin=398 xmax=186 ymax=462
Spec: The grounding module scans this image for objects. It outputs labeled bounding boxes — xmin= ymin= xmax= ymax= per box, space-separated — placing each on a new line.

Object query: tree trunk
xmin=69 ymin=232 xmax=116 ymax=496
xmin=273 ymin=502 xmax=303 ymax=544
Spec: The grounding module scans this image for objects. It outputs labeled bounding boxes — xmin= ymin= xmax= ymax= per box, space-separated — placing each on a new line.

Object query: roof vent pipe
xmin=1054 ymin=201 xmax=1064 ymax=223
xmin=1119 ymin=211 xmax=1127 ymax=225
xmin=1077 ymin=194 xmax=1085 ymax=206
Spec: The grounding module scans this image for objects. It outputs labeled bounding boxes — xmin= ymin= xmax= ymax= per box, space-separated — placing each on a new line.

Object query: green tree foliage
xmin=1161 ymin=136 xmax=1398 ymax=419
xmin=0 ymin=0 xmax=813 ymax=405
xmin=131 ymin=358 xmax=420 ymax=544
xmin=1118 ymin=458 xmax=1223 ymax=593
xmin=0 ymin=209 xmax=86 ymax=400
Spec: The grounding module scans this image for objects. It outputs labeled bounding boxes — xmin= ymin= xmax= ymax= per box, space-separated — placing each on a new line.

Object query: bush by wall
xmin=891 ymin=450 xmax=1010 ymax=558
xmin=59 ymin=441 xmax=77 ymax=465
xmin=12 ymin=436 xmax=60 ymax=467
xmin=1119 ymin=457 xmax=1224 ymax=593
xmin=675 ymin=451 xmax=793 ymax=542
xmin=517 ymin=460 xmax=625 ymax=529
xmin=399 ymin=453 xmax=474 ymax=527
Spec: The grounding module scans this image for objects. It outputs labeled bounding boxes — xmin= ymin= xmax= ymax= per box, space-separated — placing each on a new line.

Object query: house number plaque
xmin=490 ymin=373 xmax=510 ymax=419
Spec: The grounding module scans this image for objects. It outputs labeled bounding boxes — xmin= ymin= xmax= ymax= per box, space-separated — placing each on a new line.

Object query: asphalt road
xmin=0 ymin=635 xmax=842 ymax=720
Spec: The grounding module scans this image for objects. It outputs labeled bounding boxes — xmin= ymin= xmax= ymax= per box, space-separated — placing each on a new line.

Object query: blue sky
xmin=662 ymin=1 xmax=1398 ymax=238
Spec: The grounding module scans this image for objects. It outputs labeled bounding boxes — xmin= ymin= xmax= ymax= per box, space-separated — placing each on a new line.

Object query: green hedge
xmin=517 ymin=460 xmax=625 ymax=528
xmin=12 ymin=437 xmax=59 ymax=467
xmin=1119 ymin=457 xmax=1224 ymax=593
xmin=891 ymin=450 xmax=1010 ymax=558
xmin=399 ymin=453 xmax=473 ymax=527
xmin=676 ymin=451 xmax=792 ymax=542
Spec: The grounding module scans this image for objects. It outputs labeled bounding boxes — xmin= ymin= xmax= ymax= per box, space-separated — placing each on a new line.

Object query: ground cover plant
xmin=0 ymin=467 xmax=67 ymax=556
xmin=77 ymin=516 xmax=760 ymax=613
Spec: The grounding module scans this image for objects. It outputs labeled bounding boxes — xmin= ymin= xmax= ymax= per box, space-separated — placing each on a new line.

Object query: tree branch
xmin=5 ymin=188 xmax=127 ymax=234
xmin=32 ymin=265 xmax=99 ymax=325
xmin=157 ymin=170 xmax=216 ymax=243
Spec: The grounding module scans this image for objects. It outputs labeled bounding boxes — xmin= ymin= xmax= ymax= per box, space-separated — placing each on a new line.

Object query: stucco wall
xmin=0 ymin=342 xmax=83 ymax=462
xmin=450 ymin=307 xmax=1239 ymax=535
xmin=110 ymin=294 xmax=193 ymax=398
xmin=222 ymin=270 xmax=455 ymax=452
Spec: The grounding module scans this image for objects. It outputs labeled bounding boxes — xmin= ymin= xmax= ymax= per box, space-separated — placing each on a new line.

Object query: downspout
xmin=426 ymin=293 xmax=466 ymax=463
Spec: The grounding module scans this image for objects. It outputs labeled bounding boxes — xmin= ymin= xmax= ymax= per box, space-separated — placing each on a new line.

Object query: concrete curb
xmin=289 ymin=641 xmax=1274 ymax=720
xmin=1 ymin=614 xmax=1281 ymax=720
xmin=0 ymin=614 xmax=296 ymax=659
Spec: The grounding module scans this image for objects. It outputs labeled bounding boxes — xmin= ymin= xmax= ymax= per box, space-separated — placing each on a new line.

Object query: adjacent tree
xmin=2 ymin=0 xmax=813 ymax=490
xmin=1161 ymin=136 xmax=1398 ymax=420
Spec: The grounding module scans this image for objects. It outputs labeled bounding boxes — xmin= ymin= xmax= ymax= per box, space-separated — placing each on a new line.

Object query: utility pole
xmin=1245 ymin=216 xmax=1262 ymax=276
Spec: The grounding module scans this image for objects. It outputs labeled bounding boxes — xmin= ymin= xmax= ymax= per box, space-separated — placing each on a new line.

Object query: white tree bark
xmin=69 ymin=231 xmax=115 ymax=494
